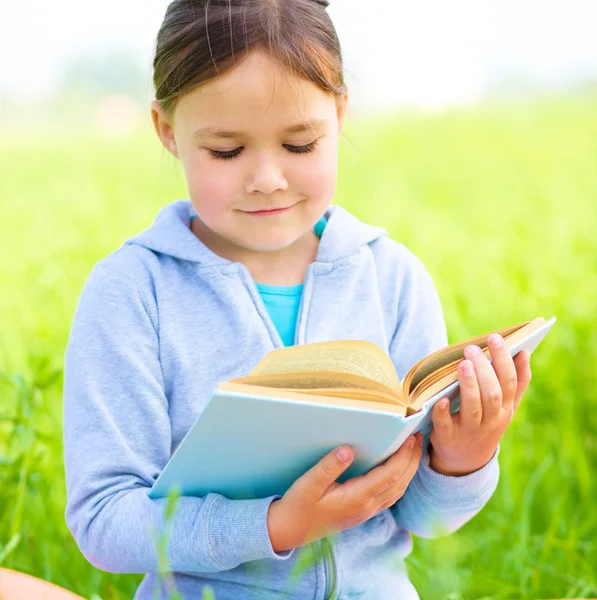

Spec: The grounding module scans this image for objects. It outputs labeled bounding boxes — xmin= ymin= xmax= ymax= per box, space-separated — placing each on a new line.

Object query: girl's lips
xmin=242 ymin=205 xmax=294 ymax=217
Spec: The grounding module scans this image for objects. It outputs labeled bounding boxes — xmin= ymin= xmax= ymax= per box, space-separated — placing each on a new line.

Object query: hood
xmin=125 ymin=200 xmax=387 ymax=266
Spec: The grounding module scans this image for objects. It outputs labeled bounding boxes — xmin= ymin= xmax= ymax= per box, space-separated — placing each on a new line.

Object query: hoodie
xmin=63 ymin=200 xmax=499 ymax=600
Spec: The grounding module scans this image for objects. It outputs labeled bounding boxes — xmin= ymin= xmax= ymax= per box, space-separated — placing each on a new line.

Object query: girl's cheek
xmin=186 ymin=159 xmax=237 ymax=203
xmin=297 ymin=156 xmax=337 ymax=199
xmin=195 ymin=181 xmax=236 ymax=217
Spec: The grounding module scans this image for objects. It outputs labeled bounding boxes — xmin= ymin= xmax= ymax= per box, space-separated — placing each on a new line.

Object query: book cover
xmin=149 ymin=317 xmax=556 ymax=500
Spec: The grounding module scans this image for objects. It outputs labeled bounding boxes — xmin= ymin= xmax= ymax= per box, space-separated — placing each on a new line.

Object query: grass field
xmin=1 ymin=92 xmax=596 ymax=599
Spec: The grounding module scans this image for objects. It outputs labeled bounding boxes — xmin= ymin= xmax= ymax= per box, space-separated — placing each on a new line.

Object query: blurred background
xmin=1 ymin=1 xmax=596 ymax=599
xmin=3 ymin=0 xmax=597 ymax=127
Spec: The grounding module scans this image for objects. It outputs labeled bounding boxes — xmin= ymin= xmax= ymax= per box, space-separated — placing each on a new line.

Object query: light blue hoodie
xmin=63 ymin=200 xmax=499 ymax=600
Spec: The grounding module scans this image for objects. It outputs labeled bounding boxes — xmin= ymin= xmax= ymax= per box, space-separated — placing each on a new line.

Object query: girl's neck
xmin=191 ymin=218 xmax=320 ymax=286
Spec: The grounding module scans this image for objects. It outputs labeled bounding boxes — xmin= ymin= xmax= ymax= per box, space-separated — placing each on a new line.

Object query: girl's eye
xmin=208 ymin=147 xmax=243 ymax=160
xmin=207 ymin=139 xmax=319 ymax=161
xmin=284 ymin=139 xmax=319 ymax=154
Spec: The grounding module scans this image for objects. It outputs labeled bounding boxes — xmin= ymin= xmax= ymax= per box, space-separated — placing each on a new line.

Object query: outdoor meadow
xmin=0 ymin=92 xmax=596 ymax=599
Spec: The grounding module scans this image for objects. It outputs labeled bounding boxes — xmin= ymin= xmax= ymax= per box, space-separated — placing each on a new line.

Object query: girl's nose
xmin=245 ymin=154 xmax=289 ymax=195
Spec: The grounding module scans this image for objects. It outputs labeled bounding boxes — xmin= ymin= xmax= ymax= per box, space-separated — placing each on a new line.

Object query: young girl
xmin=63 ymin=1 xmax=532 ymax=598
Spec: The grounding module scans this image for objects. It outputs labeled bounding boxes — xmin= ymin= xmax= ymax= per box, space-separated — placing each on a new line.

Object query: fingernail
xmin=461 ymin=360 xmax=474 ymax=376
xmin=419 ymin=434 xmax=425 ymax=446
xmin=408 ymin=436 xmax=416 ymax=448
xmin=440 ymin=398 xmax=449 ymax=410
xmin=465 ymin=345 xmax=482 ymax=357
xmin=336 ymin=447 xmax=350 ymax=462
xmin=488 ymin=333 xmax=503 ymax=347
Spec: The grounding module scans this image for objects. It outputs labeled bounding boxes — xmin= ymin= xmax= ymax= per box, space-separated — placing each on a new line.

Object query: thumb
xmin=431 ymin=398 xmax=455 ymax=440
xmin=302 ymin=446 xmax=354 ymax=495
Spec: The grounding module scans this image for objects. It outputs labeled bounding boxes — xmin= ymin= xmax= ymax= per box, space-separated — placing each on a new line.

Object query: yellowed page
xmin=289 ymin=388 xmax=407 ymax=408
xmin=408 ymin=318 xmax=546 ymax=411
xmin=246 ymin=340 xmax=403 ymax=394
xmin=230 ymin=370 xmax=400 ymax=399
xmin=217 ymin=381 xmax=407 ymax=416
xmin=403 ymin=322 xmax=529 ymax=395
xmin=236 ymin=385 xmax=407 ymax=407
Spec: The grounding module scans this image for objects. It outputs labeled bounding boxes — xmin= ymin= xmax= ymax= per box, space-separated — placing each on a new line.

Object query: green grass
xmin=1 ymin=92 xmax=596 ymax=599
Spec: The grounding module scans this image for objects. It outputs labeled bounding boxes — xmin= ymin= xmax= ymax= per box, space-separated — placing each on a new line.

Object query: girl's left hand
xmin=428 ymin=333 xmax=532 ymax=476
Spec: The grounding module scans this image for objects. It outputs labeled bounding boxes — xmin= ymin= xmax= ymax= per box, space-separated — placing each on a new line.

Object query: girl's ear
xmin=336 ymin=92 xmax=349 ymax=135
xmin=151 ymin=100 xmax=180 ymax=159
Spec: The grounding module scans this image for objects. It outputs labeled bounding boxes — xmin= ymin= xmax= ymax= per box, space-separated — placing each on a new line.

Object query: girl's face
xmin=152 ymin=50 xmax=348 ymax=258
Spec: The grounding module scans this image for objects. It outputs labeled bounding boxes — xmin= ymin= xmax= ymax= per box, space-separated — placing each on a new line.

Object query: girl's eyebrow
xmin=193 ymin=118 xmax=328 ymax=140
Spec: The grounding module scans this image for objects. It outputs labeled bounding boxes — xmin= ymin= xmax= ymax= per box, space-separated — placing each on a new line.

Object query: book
xmin=149 ymin=316 xmax=556 ymax=501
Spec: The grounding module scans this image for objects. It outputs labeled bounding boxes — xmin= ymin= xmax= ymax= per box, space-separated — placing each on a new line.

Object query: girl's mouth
xmin=243 ymin=205 xmax=294 ymax=217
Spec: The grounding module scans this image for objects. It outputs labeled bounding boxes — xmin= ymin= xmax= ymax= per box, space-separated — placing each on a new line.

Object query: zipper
xmin=294 ymin=263 xmax=314 ymax=346
xmin=296 ymin=265 xmax=340 ymax=599
xmin=236 ymin=260 xmax=316 ymax=348
xmin=237 ymin=264 xmax=285 ymax=349
xmin=320 ymin=537 xmax=338 ymax=600
xmin=240 ymin=263 xmax=339 ymax=597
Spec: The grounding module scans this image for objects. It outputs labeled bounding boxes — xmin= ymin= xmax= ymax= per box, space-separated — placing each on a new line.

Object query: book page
xmin=282 ymin=387 xmax=407 ymax=407
xmin=217 ymin=381 xmax=407 ymax=416
xmin=230 ymin=371 xmax=403 ymax=402
xmin=246 ymin=340 xmax=402 ymax=393
xmin=404 ymin=322 xmax=529 ymax=394
xmin=407 ymin=318 xmax=547 ymax=410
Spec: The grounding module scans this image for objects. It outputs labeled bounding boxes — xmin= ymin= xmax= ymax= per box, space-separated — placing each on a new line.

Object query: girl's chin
xmin=232 ymin=228 xmax=310 ymax=253
xmin=240 ymin=239 xmax=301 ymax=253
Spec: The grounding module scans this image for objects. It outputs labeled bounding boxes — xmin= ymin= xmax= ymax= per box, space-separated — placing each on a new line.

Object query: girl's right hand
xmin=267 ymin=432 xmax=424 ymax=552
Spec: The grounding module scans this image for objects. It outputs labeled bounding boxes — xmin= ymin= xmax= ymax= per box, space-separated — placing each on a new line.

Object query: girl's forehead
xmin=174 ymin=51 xmax=337 ymax=131
xmin=204 ymin=50 xmax=320 ymax=97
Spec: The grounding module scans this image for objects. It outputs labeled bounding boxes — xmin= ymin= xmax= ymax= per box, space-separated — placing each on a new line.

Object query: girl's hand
xmin=428 ymin=333 xmax=532 ymax=477
xmin=267 ymin=433 xmax=424 ymax=552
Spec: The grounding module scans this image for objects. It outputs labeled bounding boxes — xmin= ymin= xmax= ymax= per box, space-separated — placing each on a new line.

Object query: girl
xmin=63 ymin=1 xmax=532 ymax=598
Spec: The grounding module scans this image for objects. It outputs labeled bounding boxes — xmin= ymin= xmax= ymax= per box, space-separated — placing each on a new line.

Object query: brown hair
xmin=153 ymin=0 xmax=347 ymax=118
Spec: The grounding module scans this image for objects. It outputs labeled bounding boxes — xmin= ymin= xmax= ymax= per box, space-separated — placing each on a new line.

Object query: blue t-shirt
xmin=254 ymin=282 xmax=304 ymax=347
xmin=190 ymin=214 xmax=328 ymax=346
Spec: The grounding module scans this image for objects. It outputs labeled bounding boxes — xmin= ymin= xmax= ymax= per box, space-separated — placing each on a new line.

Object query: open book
xmin=149 ymin=317 xmax=556 ymax=501
xmin=226 ymin=317 xmax=550 ymax=416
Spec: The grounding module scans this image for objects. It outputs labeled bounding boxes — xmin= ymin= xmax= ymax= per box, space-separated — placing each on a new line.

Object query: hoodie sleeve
xmin=387 ymin=249 xmax=500 ymax=538
xmin=63 ymin=263 xmax=293 ymax=574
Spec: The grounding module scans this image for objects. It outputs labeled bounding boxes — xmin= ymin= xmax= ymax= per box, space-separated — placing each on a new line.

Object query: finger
xmin=431 ymin=397 xmax=456 ymax=441
xmin=456 ymin=357 xmax=482 ymax=428
xmin=375 ymin=438 xmax=422 ymax=510
xmin=299 ymin=445 xmax=354 ymax=498
xmin=358 ymin=434 xmax=418 ymax=497
xmin=513 ymin=350 xmax=532 ymax=412
xmin=464 ymin=345 xmax=502 ymax=424
xmin=487 ymin=333 xmax=518 ymax=410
